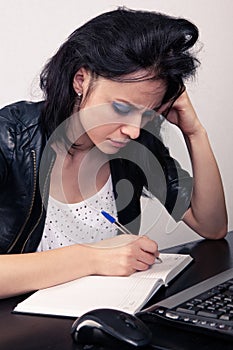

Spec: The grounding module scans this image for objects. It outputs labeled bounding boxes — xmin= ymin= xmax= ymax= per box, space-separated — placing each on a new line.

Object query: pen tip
xmin=101 ymin=210 xmax=116 ymax=224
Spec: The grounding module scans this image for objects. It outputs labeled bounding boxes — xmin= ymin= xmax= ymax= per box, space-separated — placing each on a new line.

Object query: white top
xmin=37 ymin=176 xmax=118 ymax=251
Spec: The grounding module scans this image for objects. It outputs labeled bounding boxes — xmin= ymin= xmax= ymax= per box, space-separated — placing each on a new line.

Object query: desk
xmin=1 ymin=232 xmax=233 ymax=350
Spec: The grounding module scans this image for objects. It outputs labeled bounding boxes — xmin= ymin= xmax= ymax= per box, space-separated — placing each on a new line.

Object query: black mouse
xmin=71 ymin=308 xmax=152 ymax=348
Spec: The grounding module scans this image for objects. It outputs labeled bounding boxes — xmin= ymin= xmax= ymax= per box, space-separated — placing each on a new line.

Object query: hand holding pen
xmin=101 ymin=210 xmax=162 ymax=264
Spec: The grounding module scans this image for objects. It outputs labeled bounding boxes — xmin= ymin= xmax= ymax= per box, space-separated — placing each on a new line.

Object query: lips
xmin=109 ymin=139 xmax=130 ymax=148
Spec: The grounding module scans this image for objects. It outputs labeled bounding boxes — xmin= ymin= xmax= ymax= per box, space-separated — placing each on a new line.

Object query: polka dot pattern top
xmin=37 ymin=176 xmax=118 ymax=251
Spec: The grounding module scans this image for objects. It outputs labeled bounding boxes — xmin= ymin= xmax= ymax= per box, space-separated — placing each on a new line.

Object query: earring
xmin=74 ymin=92 xmax=83 ymax=110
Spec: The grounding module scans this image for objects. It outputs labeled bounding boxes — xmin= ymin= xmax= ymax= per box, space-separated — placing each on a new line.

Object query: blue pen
xmin=101 ymin=210 xmax=132 ymax=235
xmin=101 ymin=210 xmax=162 ymax=263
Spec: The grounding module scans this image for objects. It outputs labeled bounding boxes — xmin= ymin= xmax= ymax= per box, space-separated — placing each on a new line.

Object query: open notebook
xmin=13 ymin=253 xmax=193 ymax=317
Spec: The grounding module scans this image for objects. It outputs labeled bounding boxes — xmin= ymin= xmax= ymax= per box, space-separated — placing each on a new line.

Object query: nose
xmin=120 ymin=113 xmax=142 ymax=139
xmin=120 ymin=124 xmax=141 ymax=139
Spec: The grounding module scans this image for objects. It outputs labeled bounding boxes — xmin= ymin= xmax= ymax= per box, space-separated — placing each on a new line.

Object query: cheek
xmin=79 ymin=104 xmax=116 ymax=132
xmin=86 ymin=125 xmax=117 ymax=143
xmin=86 ymin=126 xmax=122 ymax=154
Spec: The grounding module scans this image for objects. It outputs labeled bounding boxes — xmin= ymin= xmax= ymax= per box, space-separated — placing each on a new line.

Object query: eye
xmin=112 ymin=102 xmax=133 ymax=115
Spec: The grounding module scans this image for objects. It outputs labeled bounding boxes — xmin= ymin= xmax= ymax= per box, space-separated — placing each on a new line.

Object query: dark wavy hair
xmin=40 ymin=6 xmax=199 ymax=137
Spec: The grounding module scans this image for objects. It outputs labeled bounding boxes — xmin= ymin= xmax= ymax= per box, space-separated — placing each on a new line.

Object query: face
xmin=74 ymin=71 xmax=166 ymax=154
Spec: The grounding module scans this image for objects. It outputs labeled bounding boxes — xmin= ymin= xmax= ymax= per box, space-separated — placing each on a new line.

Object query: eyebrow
xmin=116 ymin=99 xmax=162 ymax=112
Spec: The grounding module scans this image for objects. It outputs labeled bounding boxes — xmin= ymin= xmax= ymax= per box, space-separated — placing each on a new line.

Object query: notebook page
xmin=150 ymin=253 xmax=193 ymax=285
xmin=14 ymin=271 xmax=162 ymax=317
xmin=14 ymin=253 xmax=192 ymax=317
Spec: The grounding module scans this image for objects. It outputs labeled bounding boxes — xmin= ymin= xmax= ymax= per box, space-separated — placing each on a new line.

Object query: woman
xmin=0 ymin=7 xmax=227 ymax=298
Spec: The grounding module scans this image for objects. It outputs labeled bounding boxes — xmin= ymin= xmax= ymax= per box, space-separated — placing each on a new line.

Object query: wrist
xmin=73 ymin=244 xmax=99 ymax=276
xmin=184 ymin=124 xmax=207 ymax=142
xmin=83 ymin=245 xmax=109 ymax=275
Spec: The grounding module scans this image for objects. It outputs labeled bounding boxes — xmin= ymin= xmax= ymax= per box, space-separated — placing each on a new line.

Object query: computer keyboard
xmin=137 ymin=268 xmax=233 ymax=339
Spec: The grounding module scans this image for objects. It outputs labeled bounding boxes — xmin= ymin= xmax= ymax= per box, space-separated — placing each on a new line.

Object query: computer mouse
xmin=71 ymin=308 xmax=152 ymax=348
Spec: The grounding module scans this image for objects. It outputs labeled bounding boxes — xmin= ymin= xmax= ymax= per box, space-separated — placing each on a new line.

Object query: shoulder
xmin=0 ymin=101 xmax=47 ymax=165
xmin=0 ymin=100 xmax=45 ymax=129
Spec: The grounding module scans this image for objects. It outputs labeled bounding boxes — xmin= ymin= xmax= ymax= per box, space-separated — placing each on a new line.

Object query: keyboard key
xmin=176 ymin=307 xmax=196 ymax=315
xmin=197 ymin=291 xmax=216 ymax=300
xmin=220 ymin=314 xmax=231 ymax=321
xmin=216 ymin=302 xmax=225 ymax=307
xmin=165 ymin=312 xmax=179 ymax=319
xmin=218 ymin=308 xmax=228 ymax=313
xmin=197 ymin=310 xmax=219 ymax=318
xmin=206 ymin=306 xmax=217 ymax=311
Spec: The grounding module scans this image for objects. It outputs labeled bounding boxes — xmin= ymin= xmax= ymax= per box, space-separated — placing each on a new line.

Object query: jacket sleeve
xmin=138 ymin=126 xmax=193 ymax=222
xmin=0 ymin=149 xmax=8 ymax=186
xmin=158 ymin=143 xmax=193 ymax=221
xmin=0 ymin=113 xmax=10 ymax=186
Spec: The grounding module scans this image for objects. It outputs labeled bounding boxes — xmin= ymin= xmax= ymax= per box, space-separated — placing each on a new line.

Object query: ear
xmin=73 ymin=67 xmax=90 ymax=95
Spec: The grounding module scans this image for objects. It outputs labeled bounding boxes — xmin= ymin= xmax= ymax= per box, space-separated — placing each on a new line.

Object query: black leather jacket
xmin=0 ymin=101 xmax=192 ymax=254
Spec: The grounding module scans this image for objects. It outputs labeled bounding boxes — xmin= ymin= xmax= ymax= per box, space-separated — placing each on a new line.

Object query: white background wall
xmin=1 ymin=0 xmax=232 ymax=248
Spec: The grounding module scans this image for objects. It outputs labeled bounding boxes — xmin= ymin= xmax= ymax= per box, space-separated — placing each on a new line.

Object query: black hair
xmin=40 ymin=6 xmax=199 ymax=137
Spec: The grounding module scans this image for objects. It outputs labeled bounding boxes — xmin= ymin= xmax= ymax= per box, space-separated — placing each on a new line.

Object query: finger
xmin=138 ymin=236 xmax=158 ymax=254
xmin=137 ymin=250 xmax=156 ymax=266
xmin=161 ymin=85 xmax=187 ymax=118
xmin=133 ymin=260 xmax=151 ymax=271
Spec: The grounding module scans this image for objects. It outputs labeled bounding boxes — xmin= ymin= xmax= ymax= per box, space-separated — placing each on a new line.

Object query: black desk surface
xmin=1 ymin=232 xmax=233 ymax=350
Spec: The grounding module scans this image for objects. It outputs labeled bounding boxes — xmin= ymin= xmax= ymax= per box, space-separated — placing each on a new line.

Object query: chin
xmin=96 ymin=144 xmax=121 ymax=154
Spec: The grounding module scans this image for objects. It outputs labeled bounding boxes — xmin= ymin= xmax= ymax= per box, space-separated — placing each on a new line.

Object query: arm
xmin=160 ymin=90 xmax=228 ymax=239
xmin=0 ymin=235 xmax=158 ymax=299
xmin=0 ymin=148 xmax=8 ymax=184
